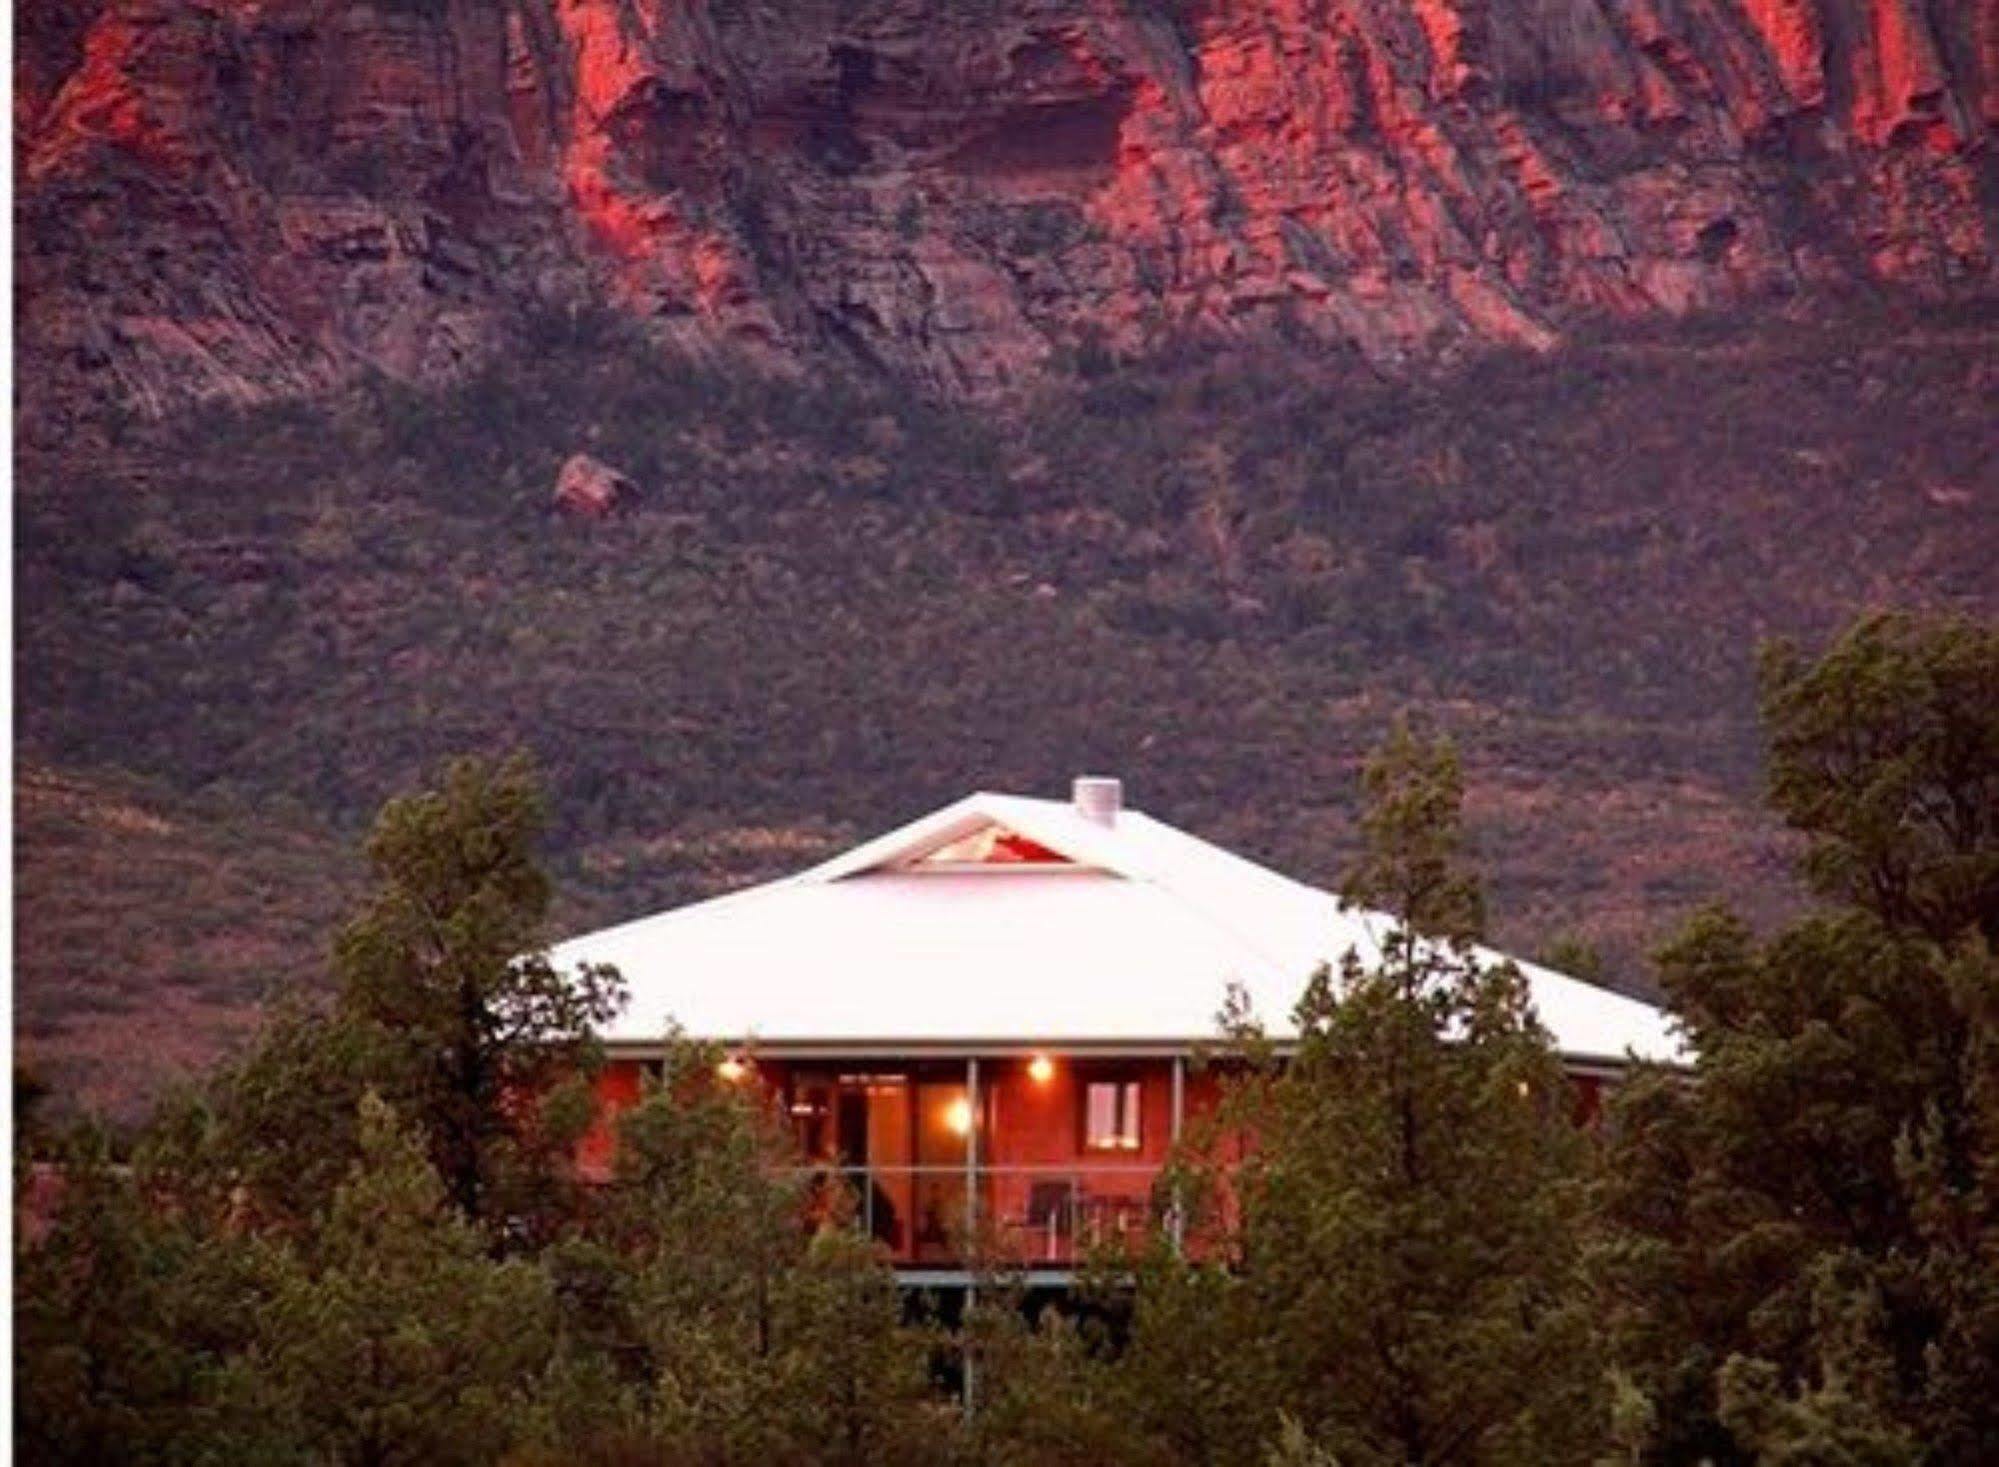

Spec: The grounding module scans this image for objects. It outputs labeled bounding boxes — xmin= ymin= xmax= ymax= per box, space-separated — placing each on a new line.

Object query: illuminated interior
xmin=907 ymin=823 xmax=1073 ymax=867
xmin=1084 ymin=1078 xmax=1142 ymax=1150
xmin=943 ymin=1097 xmax=974 ymax=1135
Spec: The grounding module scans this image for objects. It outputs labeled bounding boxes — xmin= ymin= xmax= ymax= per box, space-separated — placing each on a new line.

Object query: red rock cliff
xmin=16 ymin=0 xmax=1997 ymax=419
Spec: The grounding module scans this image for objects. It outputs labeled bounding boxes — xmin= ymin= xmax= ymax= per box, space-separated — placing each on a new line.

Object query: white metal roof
xmin=553 ymin=790 xmax=1687 ymax=1067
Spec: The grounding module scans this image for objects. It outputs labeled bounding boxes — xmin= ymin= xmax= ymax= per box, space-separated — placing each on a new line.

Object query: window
xmin=1082 ymin=1078 xmax=1142 ymax=1151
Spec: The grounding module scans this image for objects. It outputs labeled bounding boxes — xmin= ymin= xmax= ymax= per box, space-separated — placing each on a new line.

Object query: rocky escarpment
xmin=16 ymin=0 xmax=1998 ymax=421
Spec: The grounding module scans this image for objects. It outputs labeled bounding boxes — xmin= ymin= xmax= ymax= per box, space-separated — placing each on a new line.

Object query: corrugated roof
xmin=554 ymin=791 xmax=1687 ymax=1066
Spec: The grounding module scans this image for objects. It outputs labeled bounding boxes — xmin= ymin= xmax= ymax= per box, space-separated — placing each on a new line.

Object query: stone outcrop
xmin=553 ymin=451 xmax=639 ymax=519
xmin=16 ymin=0 xmax=1997 ymax=422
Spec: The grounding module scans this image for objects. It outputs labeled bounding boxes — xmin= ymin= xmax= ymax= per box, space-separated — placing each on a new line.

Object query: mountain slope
xmin=14 ymin=762 xmax=357 ymax=1116
xmin=16 ymin=0 xmax=1997 ymax=424
xmin=15 ymin=297 xmax=1995 ymax=1115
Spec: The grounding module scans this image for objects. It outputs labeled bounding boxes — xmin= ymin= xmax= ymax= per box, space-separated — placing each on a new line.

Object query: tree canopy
xmin=1600 ymin=611 xmax=1999 ymax=1465
xmin=1063 ymin=726 xmax=1602 ymax=1466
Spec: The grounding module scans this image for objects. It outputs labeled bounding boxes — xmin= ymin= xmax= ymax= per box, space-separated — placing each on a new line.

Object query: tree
xmin=1343 ymin=715 xmax=1486 ymax=942
xmin=1102 ymin=725 xmax=1603 ymax=1466
xmin=247 ymin=1093 xmax=558 ymax=1466
xmin=197 ymin=993 xmax=399 ymax=1227
xmin=14 ymin=1120 xmax=294 ymax=1464
xmin=532 ymin=1038 xmax=938 ymax=1466
xmin=1715 ymin=1259 xmax=1921 ymax=1467
xmin=331 ymin=753 xmax=624 ymax=1237
xmin=1760 ymin=612 xmax=1999 ymax=946
xmin=964 ymin=1295 xmax=1161 ymax=1467
xmin=1600 ymin=612 xmax=1999 ymax=1464
xmin=603 ymin=1039 xmax=809 ymax=1400
xmin=766 ymin=1225 xmax=939 ymax=1467
xmin=182 ymin=755 xmax=623 ymax=1239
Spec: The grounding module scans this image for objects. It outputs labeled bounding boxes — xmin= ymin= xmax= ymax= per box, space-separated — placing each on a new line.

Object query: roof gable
xmin=798 ymin=793 xmax=1147 ymax=882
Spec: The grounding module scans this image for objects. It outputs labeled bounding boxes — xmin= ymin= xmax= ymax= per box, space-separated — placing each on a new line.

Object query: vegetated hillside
xmin=13 ymin=762 xmax=357 ymax=1112
xmin=16 ymin=293 xmax=1997 ymax=1117
xmin=15 ymin=0 xmax=1995 ymax=425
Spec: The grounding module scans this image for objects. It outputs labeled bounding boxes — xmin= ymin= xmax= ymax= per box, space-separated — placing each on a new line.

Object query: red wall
xmin=576 ymin=1059 xmax=647 ymax=1181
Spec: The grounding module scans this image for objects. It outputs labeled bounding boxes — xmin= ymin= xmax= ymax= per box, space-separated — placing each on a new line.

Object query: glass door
xmin=913 ymin=1073 xmax=970 ymax=1263
xmin=853 ymin=1073 xmax=912 ymax=1257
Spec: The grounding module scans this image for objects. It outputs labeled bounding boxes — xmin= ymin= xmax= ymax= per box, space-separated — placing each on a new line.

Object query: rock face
xmin=553 ymin=451 xmax=639 ymax=519
xmin=16 ymin=0 xmax=1998 ymax=421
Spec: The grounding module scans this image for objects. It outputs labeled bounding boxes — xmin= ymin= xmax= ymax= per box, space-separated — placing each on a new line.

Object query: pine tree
xmin=189 ymin=755 xmax=623 ymax=1237
xmin=1107 ymin=724 xmax=1603 ymax=1466
xmin=14 ymin=1121 xmax=293 ymax=1463
xmin=1760 ymin=612 xmax=1999 ymax=946
xmin=964 ymin=1296 xmax=1159 ymax=1467
xmin=1599 ymin=612 xmax=1999 ymax=1464
xmin=545 ymin=1039 xmax=938 ymax=1466
xmin=332 ymin=753 xmax=624 ymax=1237
xmin=198 ymin=993 xmax=399 ymax=1227
xmin=247 ymin=1093 xmax=557 ymax=1467
xmin=768 ymin=1225 xmax=938 ymax=1467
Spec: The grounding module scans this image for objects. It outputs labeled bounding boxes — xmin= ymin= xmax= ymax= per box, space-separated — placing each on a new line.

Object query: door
xmin=788 ymin=1069 xmax=915 ymax=1257
xmin=913 ymin=1074 xmax=970 ymax=1263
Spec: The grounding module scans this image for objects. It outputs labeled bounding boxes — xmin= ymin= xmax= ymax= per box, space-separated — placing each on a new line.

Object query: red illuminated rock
xmin=553 ymin=452 xmax=639 ymax=520
xmin=15 ymin=0 xmax=1996 ymax=422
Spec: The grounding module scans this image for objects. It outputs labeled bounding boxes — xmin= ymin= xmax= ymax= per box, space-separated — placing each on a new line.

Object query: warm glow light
xmin=717 ymin=1056 xmax=749 ymax=1083
xmin=944 ymin=1097 xmax=973 ymax=1136
xmin=1027 ymin=1054 xmax=1055 ymax=1084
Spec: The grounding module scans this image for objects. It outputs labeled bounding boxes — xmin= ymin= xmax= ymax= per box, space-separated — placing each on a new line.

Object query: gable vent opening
xmin=915 ymin=825 xmax=1069 ymax=866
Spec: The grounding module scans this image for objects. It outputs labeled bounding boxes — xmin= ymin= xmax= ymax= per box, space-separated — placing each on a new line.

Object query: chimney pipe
xmin=1072 ymin=776 xmax=1122 ymax=827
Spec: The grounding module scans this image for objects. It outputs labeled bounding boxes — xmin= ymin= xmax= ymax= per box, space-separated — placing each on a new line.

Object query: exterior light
xmin=944 ymin=1097 xmax=973 ymax=1136
xmin=717 ymin=1055 xmax=750 ymax=1083
xmin=1028 ymin=1054 xmax=1055 ymax=1084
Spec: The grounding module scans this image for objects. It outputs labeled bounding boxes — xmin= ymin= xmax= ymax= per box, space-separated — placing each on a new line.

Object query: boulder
xmin=553 ymin=453 xmax=640 ymax=519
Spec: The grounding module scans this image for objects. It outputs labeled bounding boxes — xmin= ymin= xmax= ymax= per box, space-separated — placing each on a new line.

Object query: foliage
xmin=1760 ymin=612 xmax=1999 ymax=946
xmin=964 ymin=1298 xmax=1159 ymax=1467
xmin=1342 ymin=718 xmax=1487 ymax=939
xmin=1052 ymin=725 xmax=1604 ymax=1467
xmin=15 ymin=1094 xmax=565 ymax=1466
xmin=95 ymin=755 xmax=624 ymax=1245
xmin=520 ymin=1040 xmax=937 ymax=1466
xmin=244 ymin=1093 xmax=559 ymax=1465
xmin=332 ymin=753 xmax=624 ymax=1233
xmin=1714 ymin=1260 xmax=1921 ymax=1467
xmin=1598 ymin=613 xmax=1999 ymax=1464
xmin=197 ymin=996 xmax=396 ymax=1226
xmin=14 ymin=1124 xmax=281 ymax=1463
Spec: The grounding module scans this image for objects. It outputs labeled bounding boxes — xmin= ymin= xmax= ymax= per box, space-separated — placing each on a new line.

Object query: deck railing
xmin=801 ymin=1162 xmax=1175 ymax=1269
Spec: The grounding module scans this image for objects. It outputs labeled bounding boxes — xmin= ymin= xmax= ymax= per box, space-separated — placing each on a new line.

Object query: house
xmin=553 ymin=778 xmax=1684 ymax=1285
